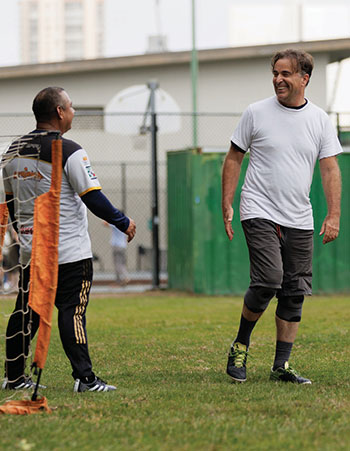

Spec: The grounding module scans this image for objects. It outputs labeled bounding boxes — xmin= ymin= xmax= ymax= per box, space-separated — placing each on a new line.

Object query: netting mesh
xmin=0 ymin=132 xmax=47 ymax=393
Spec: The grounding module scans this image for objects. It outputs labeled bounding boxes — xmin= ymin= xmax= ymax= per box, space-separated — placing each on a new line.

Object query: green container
xmin=167 ymin=149 xmax=349 ymax=295
xmin=339 ymin=131 xmax=350 ymax=146
xmin=311 ymin=155 xmax=350 ymax=293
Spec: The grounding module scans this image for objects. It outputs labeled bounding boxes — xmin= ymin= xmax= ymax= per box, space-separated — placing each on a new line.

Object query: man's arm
xmin=5 ymin=194 xmax=17 ymax=233
xmin=319 ymin=156 xmax=341 ymax=244
xmin=221 ymin=143 xmax=245 ymax=241
xmin=81 ymin=190 xmax=136 ymax=242
xmin=63 ymin=146 xmax=136 ymax=239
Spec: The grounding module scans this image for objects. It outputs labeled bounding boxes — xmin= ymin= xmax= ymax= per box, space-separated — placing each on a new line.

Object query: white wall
xmin=0 ymin=53 xmax=329 ymax=114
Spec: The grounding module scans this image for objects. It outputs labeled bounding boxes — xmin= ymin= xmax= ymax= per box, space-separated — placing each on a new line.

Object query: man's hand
xmin=223 ymin=204 xmax=234 ymax=241
xmin=319 ymin=215 xmax=339 ymax=244
xmin=125 ymin=218 xmax=136 ymax=242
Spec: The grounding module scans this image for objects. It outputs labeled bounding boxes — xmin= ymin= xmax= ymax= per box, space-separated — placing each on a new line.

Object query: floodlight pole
xmin=191 ymin=0 xmax=198 ymax=148
xmin=297 ymin=1 xmax=303 ymax=42
xmin=148 ymin=80 xmax=160 ymax=289
xmin=121 ymin=162 xmax=127 ymax=212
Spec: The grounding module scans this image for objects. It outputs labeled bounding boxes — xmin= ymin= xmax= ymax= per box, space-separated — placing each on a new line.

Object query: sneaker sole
xmin=227 ymin=374 xmax=246 ymax=383
xmin=270 ymin=376 xmax=312 ymax=385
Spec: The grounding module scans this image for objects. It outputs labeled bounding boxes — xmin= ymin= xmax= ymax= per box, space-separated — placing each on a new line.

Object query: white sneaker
xmin=73 ymin=376 xmax=116 ymax=392
xmin=2 ymin=377 xmax=46 ymax=390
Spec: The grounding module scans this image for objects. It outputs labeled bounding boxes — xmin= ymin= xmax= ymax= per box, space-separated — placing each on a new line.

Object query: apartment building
xmin=20 ymin=0 xmax=104 ymax=64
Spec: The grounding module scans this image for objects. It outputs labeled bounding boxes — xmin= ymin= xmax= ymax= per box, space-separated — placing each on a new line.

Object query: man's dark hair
xmin=32 ymin=87 xmax=66 ymax=122
xmin=271 ymin=49 xmax=314 ymax=84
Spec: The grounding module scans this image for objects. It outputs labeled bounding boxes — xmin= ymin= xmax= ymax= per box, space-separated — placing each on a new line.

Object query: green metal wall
xmin=311 ymin=157 xmax=350 ymax=293
xmin=167 ymin=150 xmax=349 ymax=295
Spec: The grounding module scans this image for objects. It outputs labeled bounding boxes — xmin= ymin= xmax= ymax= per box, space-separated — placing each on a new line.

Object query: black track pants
xmin=5 ymin=258 xmax=94 ymax=382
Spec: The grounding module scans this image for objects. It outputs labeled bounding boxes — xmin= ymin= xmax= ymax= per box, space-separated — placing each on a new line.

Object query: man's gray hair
xmin=271 ymin=49 xmax=314 ymax=83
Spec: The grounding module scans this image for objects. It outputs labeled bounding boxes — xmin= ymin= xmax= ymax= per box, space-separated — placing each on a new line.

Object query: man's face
xmin=58 ymin=91 xmax=75 ymax=133
xmin=272 ymin=58 xmax=309 ymax=107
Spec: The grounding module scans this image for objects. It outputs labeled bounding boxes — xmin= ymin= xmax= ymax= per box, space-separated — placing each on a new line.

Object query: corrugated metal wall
xmin=168 ymin=150 xmax=349 ymax=295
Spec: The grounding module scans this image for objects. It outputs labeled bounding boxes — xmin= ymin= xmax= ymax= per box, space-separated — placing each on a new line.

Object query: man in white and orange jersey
xmin=2 ymin=87 xmax=136 ymax=392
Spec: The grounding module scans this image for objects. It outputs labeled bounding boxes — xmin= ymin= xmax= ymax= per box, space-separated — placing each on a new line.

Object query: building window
xmin=96 ymin=0 xmax=104 ymax=57
xmin=28 ymin=2 xmax=38 ymax=63
xmin=73 ymin=107 xmax=104 ymax=130
xmin=65 ymin=1 xmax=83 ymax=60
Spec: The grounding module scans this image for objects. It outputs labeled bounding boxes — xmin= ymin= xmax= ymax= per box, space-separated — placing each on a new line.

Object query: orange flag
xmin=28 ymin=139 xmax=62 ymax=370
xmin=0 ymin=397 xmax=52 ymax=415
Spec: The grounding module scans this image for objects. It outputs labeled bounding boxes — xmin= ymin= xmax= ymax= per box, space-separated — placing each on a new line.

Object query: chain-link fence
xmin=0 ymin=110 xmax=349 ymax=284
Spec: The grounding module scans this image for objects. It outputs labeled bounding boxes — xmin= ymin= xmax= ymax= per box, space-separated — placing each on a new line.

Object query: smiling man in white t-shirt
xmin=222 ymin=49 xmax=342 ymax=384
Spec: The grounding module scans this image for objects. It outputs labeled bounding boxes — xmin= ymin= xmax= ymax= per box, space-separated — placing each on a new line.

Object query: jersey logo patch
xmin=85 ymin=165 xmax=97 ymax=180
xmin=13 ymin=167 xmax=43 ymax=181
xmin=20 ymin=226 xmax=34 ymax=235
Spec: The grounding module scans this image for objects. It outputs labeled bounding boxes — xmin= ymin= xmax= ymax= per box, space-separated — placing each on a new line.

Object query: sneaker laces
xmin=229 ymin=345 xmax=249 ymax=368
xmin=282 ymin=362 xmax=298 ymax=377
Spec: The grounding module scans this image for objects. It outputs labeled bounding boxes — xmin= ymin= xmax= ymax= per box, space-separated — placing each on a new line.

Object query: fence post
xmin=191 ymin=0 xmax=198 ymax=149
xmin=148 ymin=81 xmax=160 ymax=289
xmin=121 ymin=162 xmax=127 ymax=212
xmin=336 ymin=112 xmax=341 ymax=141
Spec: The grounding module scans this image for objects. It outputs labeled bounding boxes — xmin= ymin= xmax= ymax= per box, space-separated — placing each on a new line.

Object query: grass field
xmin=0 ymin=292 xmax=349 ymax=450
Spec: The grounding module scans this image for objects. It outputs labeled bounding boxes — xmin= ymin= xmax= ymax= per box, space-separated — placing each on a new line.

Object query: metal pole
xmin=121 ymin=162 xmax=127 ymax=212
xmin=148 ymin=80 xmax=160 ymax=288
xmin=191 ymin=0 xmax=198 ymax=149
xmin=298 ymin=2 xmax=303 ymax=42
xmin=336 ymin=112 xmax=341 ymax=141
xmin=31 ymin=367 xmax=42 ymax=402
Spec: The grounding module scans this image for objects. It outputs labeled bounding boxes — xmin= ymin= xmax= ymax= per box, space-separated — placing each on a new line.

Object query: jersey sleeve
xmin=230 ymin=106 xmax=254 ymax=152
xmin=2 ymin=166 xmax=13 ymax=195
xmin=64 ymin=148 xmax=101 ymax=196
xmin=318 ymin=116 xmax=343 ymax=160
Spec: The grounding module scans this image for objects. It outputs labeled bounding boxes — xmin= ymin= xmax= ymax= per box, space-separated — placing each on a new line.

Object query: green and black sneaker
xmin=270 ymin=362 xmax=311 ymax=385
xmin=226 ymin=342 xmax=248 ymax=382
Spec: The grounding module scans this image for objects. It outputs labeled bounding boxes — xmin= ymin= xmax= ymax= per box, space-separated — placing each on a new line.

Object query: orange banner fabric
xmin=28 ymin=139 xmax=62 ymax=370
xmin=0 ymin=397 xmax=52 ymax=415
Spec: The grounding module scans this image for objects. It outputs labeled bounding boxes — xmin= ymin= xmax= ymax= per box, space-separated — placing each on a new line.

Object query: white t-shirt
xmin=3 ymin=132 xmax=101 ymax=265
xmin=231 ymin=96 xmax=343 ymax=229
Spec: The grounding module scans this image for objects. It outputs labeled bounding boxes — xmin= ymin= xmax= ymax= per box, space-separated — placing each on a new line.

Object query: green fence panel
xmin=167 ymin=151 xmax=194 ymax=291
xmin=168 ymin=150 xmax=349 ymax=295
xmin=311 ymin=154 xmax=350 ymax=293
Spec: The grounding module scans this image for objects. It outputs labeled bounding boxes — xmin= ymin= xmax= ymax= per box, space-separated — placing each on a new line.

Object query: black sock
xmin=273 ymin=340 xmax=293 ymax=370
xmin=234 ymin=315 xmax=257 ymax=348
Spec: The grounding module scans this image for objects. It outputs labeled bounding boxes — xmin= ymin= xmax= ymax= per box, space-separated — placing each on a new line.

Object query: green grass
xmin=0 ymin=293 xmax=349 ymax=450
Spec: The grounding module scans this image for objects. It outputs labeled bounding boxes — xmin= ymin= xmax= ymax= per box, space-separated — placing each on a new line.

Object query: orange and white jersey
xmin=2 ymin=130 xmax=101 ymax=265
